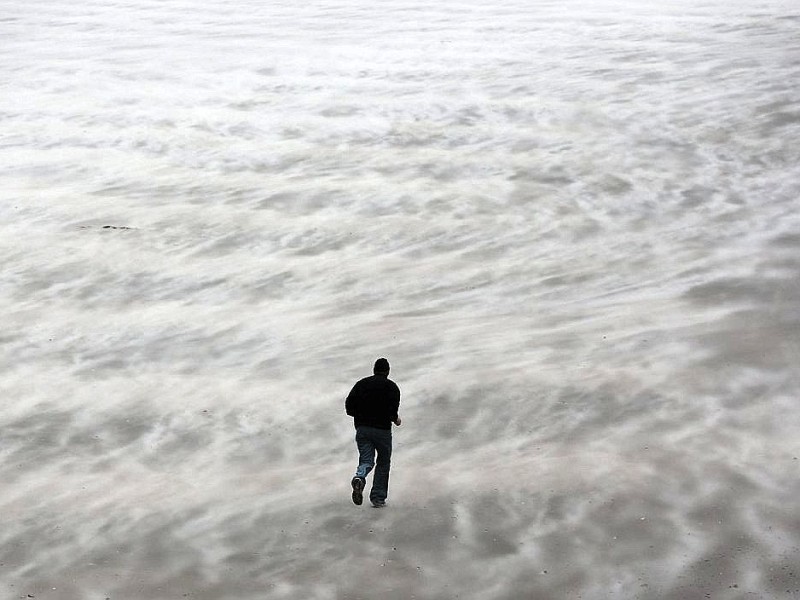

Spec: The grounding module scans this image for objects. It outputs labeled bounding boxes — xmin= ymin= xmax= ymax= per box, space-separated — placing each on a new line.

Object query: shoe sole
xmin=351 ymin=478 xmax=364 ymax=506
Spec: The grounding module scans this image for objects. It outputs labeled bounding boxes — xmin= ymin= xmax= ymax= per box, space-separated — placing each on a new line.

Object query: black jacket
xmin=345 ymin=374 xmax=400 ymax=430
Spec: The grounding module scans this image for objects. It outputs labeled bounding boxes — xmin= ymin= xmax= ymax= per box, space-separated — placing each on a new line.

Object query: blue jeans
xmin=354 ymin=426 xmax=392 ymax=504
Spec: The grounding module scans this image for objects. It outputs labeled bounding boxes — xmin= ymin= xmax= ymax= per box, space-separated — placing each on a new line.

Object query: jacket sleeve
xmin=391 ymin=385 xmax=401 ymax=421
xmin=345 ymin=382 xmax=359 ymax=417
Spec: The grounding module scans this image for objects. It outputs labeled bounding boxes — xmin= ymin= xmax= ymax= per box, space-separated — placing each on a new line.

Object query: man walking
xmin=345 ymin=358 xmax=401 ymax=508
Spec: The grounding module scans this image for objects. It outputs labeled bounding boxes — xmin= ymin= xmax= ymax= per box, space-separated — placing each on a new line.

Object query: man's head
xmin=373 ymin=357 xmax=390 ymax=376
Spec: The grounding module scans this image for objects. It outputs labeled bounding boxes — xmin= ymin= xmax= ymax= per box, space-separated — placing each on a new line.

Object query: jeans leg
xmin=370 ymin=429 xmax=392 ymax=504
xmin=354 ymin=428 xmax=375 ymax=480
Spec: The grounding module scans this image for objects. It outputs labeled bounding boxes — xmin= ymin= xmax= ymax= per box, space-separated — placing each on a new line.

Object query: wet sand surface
xmin=2 ymin=0 xmax=799 ymax=598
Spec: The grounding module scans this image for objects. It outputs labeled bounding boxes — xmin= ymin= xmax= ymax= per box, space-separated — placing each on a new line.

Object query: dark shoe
xmin=351 ymin=477 xmax=364 ymax=505
xmin=371 ymin=500 xmax=386 ymax=508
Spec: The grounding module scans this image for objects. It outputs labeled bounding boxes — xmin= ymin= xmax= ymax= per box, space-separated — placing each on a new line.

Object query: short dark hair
xmin=373 ymin=357 xmax=390 ymax=374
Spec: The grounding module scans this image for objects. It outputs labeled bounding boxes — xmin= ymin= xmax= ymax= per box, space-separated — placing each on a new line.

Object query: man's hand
xmin=394 ymin=417 xmax=402 ymax=426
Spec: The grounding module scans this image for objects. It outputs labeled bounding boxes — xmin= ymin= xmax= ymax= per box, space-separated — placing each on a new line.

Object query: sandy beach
xmin=2 ymin=0 xmax=799 ymax=598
